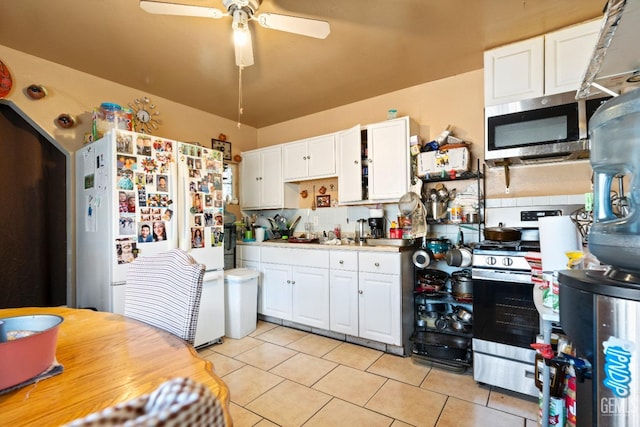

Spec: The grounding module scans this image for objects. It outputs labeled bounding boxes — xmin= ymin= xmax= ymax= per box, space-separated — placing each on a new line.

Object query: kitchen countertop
xmin=237 ymin=239 xmax=416 ymax=252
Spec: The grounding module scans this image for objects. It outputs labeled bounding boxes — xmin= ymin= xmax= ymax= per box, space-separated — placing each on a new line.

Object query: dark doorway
xmin=0 ymin=103 xmax=67 ymax=308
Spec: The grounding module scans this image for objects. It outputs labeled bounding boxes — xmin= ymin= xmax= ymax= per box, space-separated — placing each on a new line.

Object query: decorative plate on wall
xmin=0 ymin=59 xmax=13 ymax=98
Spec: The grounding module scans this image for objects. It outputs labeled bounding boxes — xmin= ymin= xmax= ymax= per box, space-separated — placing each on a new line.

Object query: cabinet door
xmin=259 ymin=146 xmax=283 ymax=209
xmin=261 ymin=263 xmax=292 ymax=320
xmin=329 ymin=269 xmax=359 ymax=335
xmin=544 ymin=19 xmax=601 ymax=96
xmin=484 ymin=36 xmax=544 ymax=106
xmin=307 ymin=133 xmax=336 ymax=178
xmin=367 ymin=117 xmax=409 ymax=201
xmin=337 ymin=124 xmax=364 ymax=203
xmin=240 ymin=150 xmax=261 ymax=209
xmin=359 ymin=271 xmax=401 ymax=345
xmin=282 ymin=140 xmax=308 ymax=181
xmin=292 ymin=266 xmax=329 ymax=329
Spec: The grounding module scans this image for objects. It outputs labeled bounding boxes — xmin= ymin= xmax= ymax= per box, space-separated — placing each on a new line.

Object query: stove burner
xmin=474 ymin=240 xmax=540 ymax=252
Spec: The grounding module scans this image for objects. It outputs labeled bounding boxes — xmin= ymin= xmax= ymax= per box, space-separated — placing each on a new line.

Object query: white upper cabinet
xmin=283 ymin=133 xmax=336 ymax=181
xmin=337 ymin=117 xmax=414 ymax=204
xmin=367 ymin=117 xmax=411 ymax=201
xmin=337 ymin=124 xmax=363 ymax=203
xmin=484 ymin=36 xmax=544 ymax=106
xmin=240 ymin=145 xmax=283 ymax=209
xmin=484 ymin=19 xmax=602 ymax=106
xmin=544 ymin=19 xmax=602 ymax=96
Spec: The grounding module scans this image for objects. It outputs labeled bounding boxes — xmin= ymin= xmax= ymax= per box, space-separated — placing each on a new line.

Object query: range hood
xmin=578 ymin=0 xmax=640 ymax=98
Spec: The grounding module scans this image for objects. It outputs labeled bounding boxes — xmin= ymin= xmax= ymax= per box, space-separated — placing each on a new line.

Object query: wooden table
xmin=0 ymin=307 xmax=232 ymax=426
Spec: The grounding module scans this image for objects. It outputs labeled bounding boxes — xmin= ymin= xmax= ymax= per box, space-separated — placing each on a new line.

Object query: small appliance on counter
xmin=368 ymin=217 xmax=385 ymax=239
xmin=367 ymin=207 xmax=385 ymax=239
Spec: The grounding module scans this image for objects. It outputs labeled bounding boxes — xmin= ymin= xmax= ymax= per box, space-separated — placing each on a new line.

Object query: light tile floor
xmin=198 ymin=321 xmax=539 ymax=427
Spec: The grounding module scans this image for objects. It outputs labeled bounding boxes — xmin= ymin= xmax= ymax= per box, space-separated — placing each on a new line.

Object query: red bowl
xmin=0 ymin=315 xmax=63 ymax=390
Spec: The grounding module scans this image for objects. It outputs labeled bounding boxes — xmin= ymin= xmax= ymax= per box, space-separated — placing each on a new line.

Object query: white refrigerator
xmin=76 ymin=129 xmax=225 ymax=347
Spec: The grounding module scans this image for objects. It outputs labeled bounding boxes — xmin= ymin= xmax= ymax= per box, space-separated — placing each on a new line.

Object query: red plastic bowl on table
xmin=0 ymin=314 xmax=63 ymax=390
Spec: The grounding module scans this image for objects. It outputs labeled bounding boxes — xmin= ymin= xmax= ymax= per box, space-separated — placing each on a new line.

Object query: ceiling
xmin=0 ymin=0 xmax=606 ymax=128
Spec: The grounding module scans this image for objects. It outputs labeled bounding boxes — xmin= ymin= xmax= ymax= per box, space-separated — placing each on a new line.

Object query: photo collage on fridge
xmin=181 ymin=142 xmax=225 ymax=250
xmin=113 ymin=131 xmax=224 ymax=264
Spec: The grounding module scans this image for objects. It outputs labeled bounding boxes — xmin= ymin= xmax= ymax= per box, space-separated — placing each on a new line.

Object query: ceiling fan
xmin=140 ymin=0 xmax=331 ymax=67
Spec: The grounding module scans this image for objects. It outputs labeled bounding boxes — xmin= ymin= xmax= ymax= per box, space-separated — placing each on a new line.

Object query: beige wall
xmin=257 ymin=70 xmax=593 ymax=199
xmin=0 ymin=45 xmax=259 ymax=157
xmin=1 ymin=43 xmax=593 ymax=201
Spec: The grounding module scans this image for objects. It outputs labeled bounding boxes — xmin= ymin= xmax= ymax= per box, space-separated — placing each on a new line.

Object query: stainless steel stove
xmin=471 ymin=206 xmax=579 ymax=397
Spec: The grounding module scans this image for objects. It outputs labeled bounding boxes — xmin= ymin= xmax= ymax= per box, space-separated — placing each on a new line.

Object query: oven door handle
xmin=524 ymin=368 xmax=536 ymax=379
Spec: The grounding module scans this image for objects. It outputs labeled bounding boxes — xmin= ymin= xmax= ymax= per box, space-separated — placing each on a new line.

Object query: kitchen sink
xmin=365 ymin=238 xmax=416 ymax=247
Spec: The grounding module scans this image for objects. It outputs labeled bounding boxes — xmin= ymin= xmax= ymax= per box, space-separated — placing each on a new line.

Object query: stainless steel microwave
xmin=484 ymin=91 xmax=611 ymax=166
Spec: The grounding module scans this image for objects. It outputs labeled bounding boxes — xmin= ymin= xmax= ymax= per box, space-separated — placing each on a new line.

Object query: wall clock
xmin=128 ymin=96 xmax=161 ymax=134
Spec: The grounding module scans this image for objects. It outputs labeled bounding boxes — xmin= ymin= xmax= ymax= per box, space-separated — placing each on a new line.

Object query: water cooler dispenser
xmin=559 ymin=87 xmax=640 ymax=426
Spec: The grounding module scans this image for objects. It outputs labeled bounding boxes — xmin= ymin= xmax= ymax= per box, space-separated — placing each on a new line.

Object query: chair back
xmin=125 ymin=249 xmax=205 ymax=344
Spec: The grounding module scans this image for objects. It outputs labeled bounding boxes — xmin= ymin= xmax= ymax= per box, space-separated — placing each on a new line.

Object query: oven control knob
xmin=485 ymin=256 xmax=496 ymax=266
xmin=502 ymin=257 xmax=514 ymax=267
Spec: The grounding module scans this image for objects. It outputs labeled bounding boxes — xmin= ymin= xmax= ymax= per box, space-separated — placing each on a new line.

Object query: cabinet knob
xmin=369 ymin=158 xmax=373 ymax=164
xmin=287 ymin=279 xmax=291 ymax=284
xmin=291 ymin=280 xmax=296 ymax=285
xmin=358 ymin=290 xmax=363 ymax=294
xmin=339 ymin=260 xmax=344 ymax=264
xmin=374 ymin=262 xmax=380 ymax=267
xmin=303 ymin=156 xmax=307 ymax=160
xmin=354 ymin=160 xmax=359 ymax=165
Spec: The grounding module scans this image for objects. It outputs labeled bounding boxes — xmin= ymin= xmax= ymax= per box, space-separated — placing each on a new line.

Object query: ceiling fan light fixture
xmin=232 ymin=9 xmax=250 ymax=46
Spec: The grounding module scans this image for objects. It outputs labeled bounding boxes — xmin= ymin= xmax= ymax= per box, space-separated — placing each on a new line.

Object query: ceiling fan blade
xmin=139 ymin=1 xmax=225 ymax=19
xmin=235 ymin=32 xmax=254 ymax=67
xmin=255 ymin=13 xmax=330 ymax=39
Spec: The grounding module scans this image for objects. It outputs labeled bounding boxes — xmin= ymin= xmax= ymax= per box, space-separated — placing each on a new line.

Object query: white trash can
xmin=224 ymin=268 xmax=259 ymax=339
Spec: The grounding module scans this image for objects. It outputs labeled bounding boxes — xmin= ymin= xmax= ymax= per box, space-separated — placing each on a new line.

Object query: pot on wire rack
xmin=450 ymin=269 xmax=473 ymax=301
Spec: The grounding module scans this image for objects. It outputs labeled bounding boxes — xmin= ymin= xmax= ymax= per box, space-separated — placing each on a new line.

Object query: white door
xmin=240 ymin=150 xmax=261 ymax=209
xmin=261 ymin=263 xmax=292 ymax=319
xmin=337 ymin=124 xmax=363 ymax=203
xmin=306 ymin=133 xmax=336 ymax=178
xmin=259 ymin=146 xmax=283 ymax=209
xmin=292 ymin=266 xmax=329 ymax=329
xmin=329 ymin=269 xmax=359 ymax=335
xmin=282 ymin=140 xmax=308 ymax=181
xmin=484 ymin=36 xmax=544 ymax=106
xmin=358 ymin=271 xmax=401 ymax=345
xmin=368 ymin=117 xmax=409 ymax=201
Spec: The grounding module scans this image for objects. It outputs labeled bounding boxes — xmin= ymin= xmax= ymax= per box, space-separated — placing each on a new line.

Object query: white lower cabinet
xmin=260 ymin=247 xmax=330 ymax=329
xmin=358 ymin=252 xmax=402 ymax=346
xmin=329 ymin=250 xmax=403 ymax=346
xmin=292 ymin=267 xmax=329 ymax=329
xmin=329 ymin=251 xmax=359 ymax=336
xmin=258 ymin=245 xmax=411 ymax=353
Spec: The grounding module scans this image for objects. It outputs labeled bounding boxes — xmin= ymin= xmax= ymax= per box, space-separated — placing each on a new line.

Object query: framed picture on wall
xmin=211 ymin=138 xmax=232 ymax=161
xmin=316 ymin=195 xmax=331 ymax=208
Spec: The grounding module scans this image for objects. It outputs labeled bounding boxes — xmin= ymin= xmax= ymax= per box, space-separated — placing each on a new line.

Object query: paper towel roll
xmin=538 ymin=216 xmax=581 ymax=272
xmin=255 ymin=227 xmax=265 ymax=242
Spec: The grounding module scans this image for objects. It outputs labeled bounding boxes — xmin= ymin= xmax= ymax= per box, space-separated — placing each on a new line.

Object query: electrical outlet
xmin=313 ymin=216 xmax=319 ymax=226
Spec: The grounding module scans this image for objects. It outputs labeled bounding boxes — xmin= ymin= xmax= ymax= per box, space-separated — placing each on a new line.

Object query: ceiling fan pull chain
xmin=237 ymin=66 xmax=244 ymax=128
